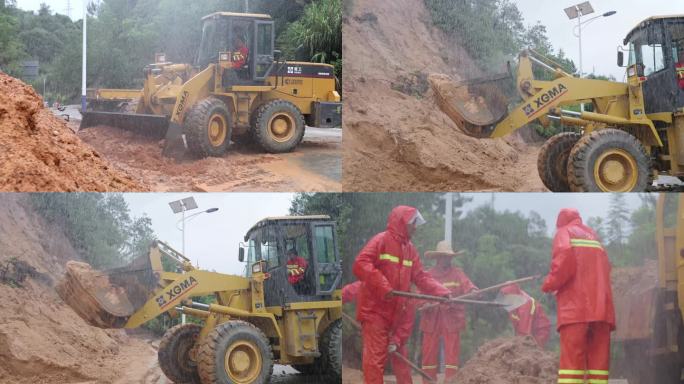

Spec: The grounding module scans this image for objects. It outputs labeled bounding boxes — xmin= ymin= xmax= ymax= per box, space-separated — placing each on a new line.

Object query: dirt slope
xmin=342 ymin=0 xmax=546 ymax=191
xmin=0 ymin=72 xmax=144 ymax=192
xmin=0 ymin=194 xmax=161 ymax=384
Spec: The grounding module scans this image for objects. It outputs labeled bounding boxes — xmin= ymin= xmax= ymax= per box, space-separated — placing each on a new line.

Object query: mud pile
xmin=449 ymin=336 xmax=558 ymax=384
xmin=0 ymin=72 xmax=144 ymax=191
xmin=342 ymin=0 xmax=545 ymax=191
xmin=0 ymin=195 xmax=145 ymax=384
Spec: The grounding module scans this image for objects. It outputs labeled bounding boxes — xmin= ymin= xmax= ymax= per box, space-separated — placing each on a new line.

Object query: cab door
xmin=311 ymin=222 xmax=342 ymax=296
xmin=639 ymin=21 xmax=678 ymax=113
xmin=253 ymin=20 xmax=275 ymax=81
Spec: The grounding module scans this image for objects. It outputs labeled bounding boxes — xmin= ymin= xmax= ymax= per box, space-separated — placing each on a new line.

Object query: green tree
xmin=607 ymin=194 xmax=630 ymax=260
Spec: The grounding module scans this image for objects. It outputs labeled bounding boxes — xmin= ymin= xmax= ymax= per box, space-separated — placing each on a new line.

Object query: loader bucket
xmin=429 ymin=73 xmax=511 ymax=138
xmin=79 ymin=111 xmax=170 ymax=139
xmin=56 ymin=255 xmax=158 ymax=329
xmin=613 ymin=262 xmax=658 ymax=342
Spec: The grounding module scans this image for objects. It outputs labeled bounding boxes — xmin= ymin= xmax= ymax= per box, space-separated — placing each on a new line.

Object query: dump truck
xmin=57 ymin=215 xmax=343 ymax=384
xmin=81 ymin=12 xmax=341 ymax=158
xmin=434 ymin=15 xmax=684 ymax=192
xmin=613 ymin=194 xmax=684 ymax=384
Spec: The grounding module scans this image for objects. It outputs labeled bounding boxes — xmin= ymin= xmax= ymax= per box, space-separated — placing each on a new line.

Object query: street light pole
xmin=81 ymin=0 xmax=87 ymax=113
xmin=445 ymin=193 xmax=452 ymax=246
xmin=577 ymin=7 xmax=583 ymax=78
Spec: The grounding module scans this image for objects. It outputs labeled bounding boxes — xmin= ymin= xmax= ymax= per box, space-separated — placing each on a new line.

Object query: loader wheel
xmin=158 ymin=323 xmax=202 ymax=384
xmin=567 ymin=128 xmax=651 ymax=192
xmin=197 ymin=320 xmax=273 ymax=384
xmin=184 ymin=97 xmax=232 ymax=157
xmin=537 ymin=132 xmax=581 ymax=192
xmin=292 ymin=319 xmax=342 ymax=380
xmin=253 ymin=100 xmax=305 ymax=153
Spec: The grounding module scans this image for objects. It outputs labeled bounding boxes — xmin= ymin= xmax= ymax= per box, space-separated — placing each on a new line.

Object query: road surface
xmin=55 ymin=106 xmax=342 ymax=192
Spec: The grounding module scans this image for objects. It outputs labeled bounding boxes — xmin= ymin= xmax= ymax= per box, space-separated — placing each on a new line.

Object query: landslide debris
xmin=0 ymin=194 xmax=141 ymax=384
xmin=448 ymin=336 xmax=558 ymax=384
xmin=342 ymin=0 xmax=545 ymax=192
xmin=0 ymin=71 xmax=145 ymax=191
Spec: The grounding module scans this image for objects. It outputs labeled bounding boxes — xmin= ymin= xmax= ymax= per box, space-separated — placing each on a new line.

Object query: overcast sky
xmin=122 ymin=193 xmax=645 ymax=277
xmin=514 ymin=0 xmax=684 ymax=80
xmin=124 ymin=193 xmax=294 ymax=276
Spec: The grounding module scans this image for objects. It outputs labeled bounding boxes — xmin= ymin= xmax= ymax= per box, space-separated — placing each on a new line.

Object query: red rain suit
xmin=342 ymin=281 xmax=362 ymax=304
xmin=419 ymin=266 xmax=476 ymax=382
xmin=542 ymin=208 xmax=615 ymax=384
xmin=677 ymin=62 xmax=684 ymax=89
xmin=499 ymin=284 xmax=551 ymax=347
xmin=286 ymin=256 xmax=308 ymax=285
xmin=232 ymin=44 xmax=249 ymax=69
xmin=353 ymin=206 xmax=450 ymax=384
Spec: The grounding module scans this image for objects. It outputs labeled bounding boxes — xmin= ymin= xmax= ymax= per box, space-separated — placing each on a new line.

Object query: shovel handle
xmin=391 ymin=291 xmax=504 ymax=306
xmin=419 ymin=275 xmax=540 ymax=312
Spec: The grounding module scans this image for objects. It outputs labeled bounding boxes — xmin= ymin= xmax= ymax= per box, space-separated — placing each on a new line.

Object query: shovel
xmin=341 ymin=312 xmax=435 ymax=383
xmin=418 ymin=275 xmax=540 ymax=312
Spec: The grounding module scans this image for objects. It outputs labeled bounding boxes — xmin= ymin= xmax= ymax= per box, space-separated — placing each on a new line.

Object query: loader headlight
xmin=219 ymin=52 xmax=230 ymax=62
xmin=155 ymin=53 xmax=166 ymax=63
xmin=252 ymin=262 xmax=262 ymax=274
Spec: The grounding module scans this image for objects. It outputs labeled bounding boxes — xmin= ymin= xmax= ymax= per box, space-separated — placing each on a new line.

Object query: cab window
xmin=282 ymin=224 xmax=310 ymax=262
xmin=314 ymin=225 xmax=335 ymax=264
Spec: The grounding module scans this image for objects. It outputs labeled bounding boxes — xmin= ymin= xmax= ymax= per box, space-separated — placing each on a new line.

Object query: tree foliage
xmin=30 ymin=193 xmax=156 ymax=269
xmin=0 ymin=0 xmax=341 ymax=102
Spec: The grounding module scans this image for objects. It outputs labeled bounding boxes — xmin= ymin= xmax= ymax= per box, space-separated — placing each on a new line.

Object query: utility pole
xmin=81 ymin=0 xmax=87 ymax=113
xmin=445 ymin=193 xmax=453 ymax=246
xmin=65 ymin=0 xmax=72 ymax=18
xmin=244 ymin=0 xmax=249 ymax=12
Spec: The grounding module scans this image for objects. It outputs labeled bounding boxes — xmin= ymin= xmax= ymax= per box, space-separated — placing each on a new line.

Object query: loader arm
xmin=125 ymin=269 xmax=250 ymax=328
xmin=437 ymin=50 xmax=662 ymax=147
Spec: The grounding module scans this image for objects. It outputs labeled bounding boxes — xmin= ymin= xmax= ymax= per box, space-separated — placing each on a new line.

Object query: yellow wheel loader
xmin=435 ymin=15 xmax=684 ymax=192
xmin=80 ymin=12 xmax=341 ymax=158
xmin=57 ymin=215 xmax=343 ymax=384
xmin=613 ymin=194 xmax=684 ymax=383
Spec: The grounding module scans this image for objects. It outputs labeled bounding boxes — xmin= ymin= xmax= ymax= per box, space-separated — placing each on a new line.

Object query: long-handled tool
xmin=418 ymin=275 xmax=540 ymax=312
xmin=341 ymin=312 xmax=435 ymax=383
xmin=391 ymin=290 xmax=509 ymax=306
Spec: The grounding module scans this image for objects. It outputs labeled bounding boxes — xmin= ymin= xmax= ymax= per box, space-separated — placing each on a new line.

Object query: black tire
xmin=567 ymin=128 xmax=651 ymax=192
xmin=253 ymin=100 xmax=305 ymax=153
xmin=319 ymin=319 xmax=342 ymax=382
xmin=184 ymin=97 xmax=232 ymax=157
xmin=158 ymin=323 xmax=202 ymax=384
xmin=197 ymin=320 xmax=273 ymax=384
xmin=537 ymin=132 xmax=581 ymax=192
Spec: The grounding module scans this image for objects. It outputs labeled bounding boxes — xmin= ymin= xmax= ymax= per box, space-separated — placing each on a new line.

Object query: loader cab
xmin=622 ymin=15 xmax=684 ymax=113
xmin=197 ymin=12 xmax=276 ymax=86
xmin=241 ymin=216 xmax=342 ymax=307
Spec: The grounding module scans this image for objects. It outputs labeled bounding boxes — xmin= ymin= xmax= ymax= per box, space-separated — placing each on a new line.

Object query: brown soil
xmin=0 ymin=72 xmax=144 ymax=192
xmin=0 ymin=194 xmax=164 ymax=384
xmin=448 ymin=336 xmax=558 ymax=384
xmin=342 ymin=0 xmax=546 ymax=192
xmin=342 ymin=366 xmax=365 ymax=384
xmin=78 ymin=125 xmax=341 ymax=192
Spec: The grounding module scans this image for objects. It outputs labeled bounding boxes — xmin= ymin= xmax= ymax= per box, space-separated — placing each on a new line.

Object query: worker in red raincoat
xmin=419 ymin=241 xmax=477 ymax=383
xmin=342 ymin=279 xmax=418 ymax=383
xmin=542 ymin=208 xmax=615 ymax=384
xmin=499 ymin=283 xmax=551 ymax=348
xmin=353 ymin=206 xmax=451 ymax=384
xmin=232 ymin=35 xmax=249 ymax=69
xmin=676 ymin=49 xmax=684 ymax=89
xmin=286 ymin=249 xmax=308 ymax=285
xmin=342 ymin=280 xmax=362 ymax=304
